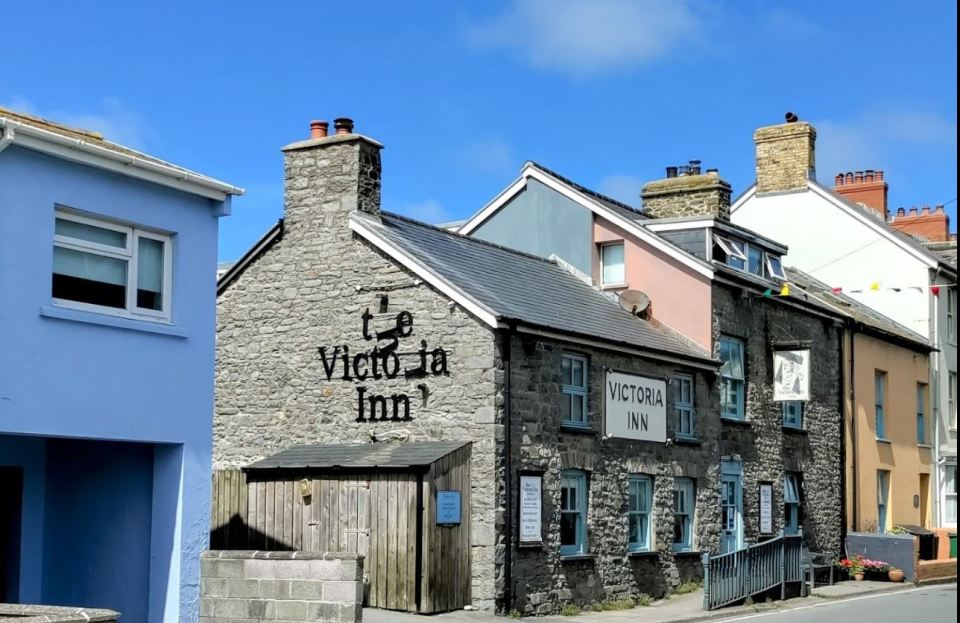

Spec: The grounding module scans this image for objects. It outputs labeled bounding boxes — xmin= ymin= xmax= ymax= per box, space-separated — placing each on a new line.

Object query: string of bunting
xmin=760 ymin=282 xmax=955 ymax=298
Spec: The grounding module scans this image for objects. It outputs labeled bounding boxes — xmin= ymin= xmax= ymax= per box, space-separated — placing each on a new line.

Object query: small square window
xmin=561 ymin=354 xmax=588 ymax=427
xmin=600 ymin=242 xmax=625 ymax=286
xmin=783 ymin=401 xmax=804 ymax=429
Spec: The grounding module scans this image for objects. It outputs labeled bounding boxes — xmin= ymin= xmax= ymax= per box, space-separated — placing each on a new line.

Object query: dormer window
xmin=715 ymin=236 xmax=746 ymax=270
xmin=714 ymin=233 xmax=787 ymax=282
xmin=748 ymin=246 xmax=763 ymax=276
xmin=766 ymin=255 xmax=786 ymax=280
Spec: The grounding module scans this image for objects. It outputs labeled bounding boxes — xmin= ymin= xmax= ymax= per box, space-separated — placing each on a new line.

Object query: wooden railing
xmin=702 ymin=531 xmax=807 ymax=610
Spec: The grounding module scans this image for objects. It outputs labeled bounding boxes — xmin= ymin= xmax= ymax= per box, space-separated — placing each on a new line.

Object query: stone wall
xmin=640 ymin=173 xmax=732 ymax=220
xmin=754 ymin=122 xmax=817 ymax=194
xmin=200 ymin=551 xmax=362 ymax=623
xmin=712 ymin=282 xmax=844 ymax=556
xmin=506 ymin=334 xmax=723 ymax=615
xmin=0 ymin=605 xmax=119 ymax=622
xmin=214 ymin=133 xmax=502 ymax=609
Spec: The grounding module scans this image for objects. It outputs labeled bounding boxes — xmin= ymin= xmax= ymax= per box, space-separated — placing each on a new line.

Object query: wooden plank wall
xmin=366 ymin=473 xmax=418 ymax=612
xmin=210 ymin=469 xmax=248 ymax=550
xmin=420 ymin=444 xmax=472 ymax=613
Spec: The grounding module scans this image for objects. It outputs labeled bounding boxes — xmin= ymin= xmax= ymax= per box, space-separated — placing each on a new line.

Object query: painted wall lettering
xmin=318 ymin=309 xmax=449 ymax=422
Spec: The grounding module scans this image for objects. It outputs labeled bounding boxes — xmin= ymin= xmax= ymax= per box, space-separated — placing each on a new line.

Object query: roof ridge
xmin=527 ymin=161 xmax=644 ymax=215
xmin=0 ymin=106 xmax=102 ymax=140
xmin=381 ymin=210 xmax=560 ymax=265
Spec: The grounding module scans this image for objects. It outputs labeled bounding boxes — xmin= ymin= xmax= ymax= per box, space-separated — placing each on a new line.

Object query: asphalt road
xmin=720 ymin=584 xmax=957 ymax=623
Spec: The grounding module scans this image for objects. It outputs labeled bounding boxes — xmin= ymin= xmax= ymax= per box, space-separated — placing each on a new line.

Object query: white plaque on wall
xmin=519 ymin=475 xmax=542 ymax=544
xmin=604 ymin=371 xmax=667 ymax=443
xmin=759 ymin=483 xmax=773 ymax=535
xmin=773 ymin=350 xmax=810 ymax=402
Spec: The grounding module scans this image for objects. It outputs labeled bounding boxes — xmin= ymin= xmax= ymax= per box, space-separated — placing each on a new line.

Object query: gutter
xmin=0 ymin=114 xmax=245 ymax=200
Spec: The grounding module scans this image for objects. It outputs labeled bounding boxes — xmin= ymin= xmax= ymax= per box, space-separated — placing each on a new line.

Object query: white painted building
xmin=730 ymin=118 xmax=958 ymax=528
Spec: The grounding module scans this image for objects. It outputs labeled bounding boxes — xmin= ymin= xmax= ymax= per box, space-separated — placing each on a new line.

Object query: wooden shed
xmin=211 ymin=440 xmax=471 ymax=614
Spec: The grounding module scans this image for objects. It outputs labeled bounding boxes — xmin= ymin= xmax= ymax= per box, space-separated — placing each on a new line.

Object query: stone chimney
xmin=889 ymin=205 xmax=952 ymax=242
xmin=833 ymin=170 xmax=888 ymax=218
xmin=754 ymin=113 xmax=816 ymax=193
xmin=641 ymin=161 xmax=733 ymax=219
xmin=281 ymin=117 xmax=383 ymax=241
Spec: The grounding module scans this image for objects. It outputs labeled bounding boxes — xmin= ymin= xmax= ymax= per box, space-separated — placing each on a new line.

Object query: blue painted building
xmin=0 ymin=108 xmax=243 ymax=622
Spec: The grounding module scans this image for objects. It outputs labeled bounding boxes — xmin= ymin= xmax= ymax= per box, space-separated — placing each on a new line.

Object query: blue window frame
xmin=673 ymin=478 xmax=695 ymax=551
xmin=875 ymin=371 xmax=887 ymax=439
xmin=784 ymin=473 xmax=801 ymax=535
xmin=560 ymin=470 xmax=588 ymax=555
xmin=672 ymin=373 xmax=695 ymax=438
xmin=561 ymin=354 xmax=588 ymax=428
xmin=917 ymin=383 xmax=927 ymax=444
xmin=627 ymin=475 xmax=653 ymax=552
xmin=783 ymin=401 xmax=804 ymax=429
xmin=719 ymin=336 xmax=745 ymax=420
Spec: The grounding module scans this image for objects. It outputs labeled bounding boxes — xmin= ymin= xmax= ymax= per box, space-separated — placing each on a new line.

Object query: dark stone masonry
xmin=214 ymin=124 xmax=845 ymax=616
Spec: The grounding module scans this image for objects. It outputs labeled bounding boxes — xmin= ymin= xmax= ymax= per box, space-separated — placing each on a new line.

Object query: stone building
xmin=215 ymin=120 xmax=727 ymax=615
xmin=459 ymin=160 xmax=847 ymax=558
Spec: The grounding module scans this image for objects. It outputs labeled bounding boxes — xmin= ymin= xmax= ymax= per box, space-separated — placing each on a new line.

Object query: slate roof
xmin=924 ymin=240 xmax=957 ymax=269
xmin=527 ymin=161 xmax=648 ymax=222
xmin=359 ymin=211 xmax=713 ymax=363
xmin=784 ymin=267 xmax=931 ymax=352
xmin=245 ymin=441 xmax=470 ymax=470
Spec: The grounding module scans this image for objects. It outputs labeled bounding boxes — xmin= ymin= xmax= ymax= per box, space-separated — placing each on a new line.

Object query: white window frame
xmin=877 ymin=469 xmax=890 ymax=533
xmin=944 ymin=464 xmax=957 ymax=525
xmin=765 ymin=254 xmax=787 ymax=280
xmin=950 ymin=373 xmax=957 ymax=431
xmin=627 ymin=475 xmax=653 ymax=552
xmin=715 ymin=235 xmax=747 ymax=269
xmin=672 ymin=373 xmax=695 ymax=438
xmin=560 ymin=353 xmax=589 ymax=428
xmin=599 ymin=241 xmax=626 ymax=287
xmin=747 ymin=244 xmax=764 ymax=276
xmin=673 ymin=477 xmax=695 ymax=551
xmin=948 ymin=287 xmax=955 ymax=343
xmin=53 ymin=209 xmax=173 ymax=323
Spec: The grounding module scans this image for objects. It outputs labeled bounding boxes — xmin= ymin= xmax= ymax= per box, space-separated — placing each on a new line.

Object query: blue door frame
xmin=720 ymin=460 xmax=743 ymax=554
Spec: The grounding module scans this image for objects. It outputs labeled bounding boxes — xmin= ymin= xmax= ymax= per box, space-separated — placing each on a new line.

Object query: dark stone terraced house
xmin=214 ymin=122 xmax=845 ymax=616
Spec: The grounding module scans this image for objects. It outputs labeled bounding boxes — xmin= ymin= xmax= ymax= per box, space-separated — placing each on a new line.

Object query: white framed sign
xmin=604 ymin=371 xmax=667 ymax=442
xmin=759 ymin=483 xmax=773 ymax=535
xmin=519 ymin=474 xmax=543 ymax=544
xmin=773 ymin=350 xmax=810 ymax=402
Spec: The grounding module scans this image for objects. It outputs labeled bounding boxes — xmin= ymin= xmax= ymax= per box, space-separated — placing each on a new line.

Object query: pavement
xmin=362 ymin=580 xmax=952 ymax=622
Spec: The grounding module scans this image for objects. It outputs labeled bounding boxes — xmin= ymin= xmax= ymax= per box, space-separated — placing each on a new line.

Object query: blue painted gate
xmin=702 ymin=531 xmax=807 ymax=610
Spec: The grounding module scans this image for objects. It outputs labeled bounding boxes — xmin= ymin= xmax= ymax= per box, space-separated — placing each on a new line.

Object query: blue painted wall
xmin=471 ymin=178 xmax=593 ymax=273
xmin=0 ymin=145 xmax=225 ymax=622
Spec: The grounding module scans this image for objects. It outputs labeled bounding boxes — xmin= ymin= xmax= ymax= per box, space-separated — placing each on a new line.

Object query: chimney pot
xmin=897 ymin=207 xmax=906 ymax=216
xmin=665 ymin=166 xmax=678 ymax=178
xmin=334 ymin=117 xmax=355 ymax=135
xmin=846 ymin=172 xmax=854 ymax=183
xmin=785 ymin=111 xmax=799 ymax=123
xmin=922 ymin=206 xmax=930 ymax=215
xmin=310 ymin=120 xmax=329 ymax=139
xmin=910 ymin=207 xmax=918 ymax=215
xmin=689 ymin=160 xmax=702 ymax=175
xmin=855 ymin=171 xmax=864 ymax=183
xmin=706 ymin=168 xmax=718 ymax=174
xmin=935 ymin=205 xmax=945 ymax=213
xmin=835 ymin=173 xmax=844 ymax=186
xmin=865 ymin=169 xmax=874 ymax=181
xmin=876 ymin=170 xmax=884 ymax=181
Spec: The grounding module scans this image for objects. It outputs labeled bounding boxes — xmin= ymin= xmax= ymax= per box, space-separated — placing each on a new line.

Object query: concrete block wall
xmin=200 ymin=551 xmax=363 ymax=623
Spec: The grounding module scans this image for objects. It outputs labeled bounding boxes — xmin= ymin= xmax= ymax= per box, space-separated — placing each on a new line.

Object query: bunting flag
xmin=870 ymin=282 xmax=881 ymax=291
xmin=755 ymin=280 xmax=954 ymax=300
xmin=780 ymin=284 xmax=791 ymax=296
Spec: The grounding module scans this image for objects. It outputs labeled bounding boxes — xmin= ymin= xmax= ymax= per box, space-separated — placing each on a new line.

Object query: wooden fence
xmin=702 ymin=532 xmax=807 ymax=610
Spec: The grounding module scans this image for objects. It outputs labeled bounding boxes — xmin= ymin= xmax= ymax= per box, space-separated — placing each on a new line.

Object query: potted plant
xmin=836 ymin=555 xmax=867 ymax=581
xmin=862 ymin=557 xmax=890 ymax=580
xmin=888 ymin=567 xmax=904 ymax=582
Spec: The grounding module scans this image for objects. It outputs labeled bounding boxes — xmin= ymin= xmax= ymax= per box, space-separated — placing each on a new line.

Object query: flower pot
xmin=888 ymin=569 xmax=904 ymax=582
xmin=854 ymin=573 xmax=865 ymax=581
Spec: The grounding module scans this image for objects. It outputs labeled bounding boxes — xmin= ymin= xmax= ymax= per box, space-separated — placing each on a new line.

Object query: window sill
xmin=518 ymin=541 xmax=543 ymax=550
xmin=672 ymin=549 xmax=701 ymax=558
xmin=673 ymin=437 xmax=702 ymax=446
xmin=600 ymin=283 xmax=628 ymax=291
xmin=876 ymin=437 xmax=892 ymax=444
xmin=783 ymin=426 xmax=808 ymax=435
xmin=559 ymin=553 xmax=595 ymax=562
xmin=721 ymin=417 xmax=751 ymax=426
xmin=561 ymin=424 xmax=597 ymax=435
xmin=40 ymin=305 xmax=188 ymax=338
xmin=627 ymin=550 xmax=658 ymax=559
xmin=917 ymin=444 xmax=933 ymax=449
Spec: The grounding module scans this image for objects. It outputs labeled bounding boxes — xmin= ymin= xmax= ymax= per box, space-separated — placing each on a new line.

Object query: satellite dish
xmin=618 ymin=290 xmax=650 ymax=317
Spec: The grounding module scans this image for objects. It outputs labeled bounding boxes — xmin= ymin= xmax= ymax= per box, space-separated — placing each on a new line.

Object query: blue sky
xmin=4 ymin=0 xmax=957 ymax=261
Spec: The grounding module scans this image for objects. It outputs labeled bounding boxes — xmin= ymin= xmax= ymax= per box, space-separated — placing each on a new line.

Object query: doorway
xmin=0 ymin=467 xmax=23 ymax=602
xmin=919 ymin=474 xmax=930 ymax=528
xmin=720 ymin=461 xmax=743 ymax=553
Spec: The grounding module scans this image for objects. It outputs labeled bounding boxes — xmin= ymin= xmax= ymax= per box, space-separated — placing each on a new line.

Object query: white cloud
xmin=597 ymin=174 xmax=644 ymax=206
xmin=399 ymin=199 xmax=451 ymax=225
xmin=2 ymin=96 xmax=153 ymax=149
xmin=459 ymin=138 xmax=517 ymax=175
xmin=469 ymin=0 xmax=701 ymax=77
xmin=814 ymin=107 xmax=957 ymax=180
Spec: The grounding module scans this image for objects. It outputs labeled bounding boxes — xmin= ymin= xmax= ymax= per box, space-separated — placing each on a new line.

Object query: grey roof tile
xmin=364 ymin=212 xmax=712 ymax=363
xmin=246 ymin=441 xmax=470 ymax=470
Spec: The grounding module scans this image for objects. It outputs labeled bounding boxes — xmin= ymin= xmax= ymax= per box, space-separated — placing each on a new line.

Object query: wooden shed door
xmin=339 ymin=477 xmax=370 ymax=557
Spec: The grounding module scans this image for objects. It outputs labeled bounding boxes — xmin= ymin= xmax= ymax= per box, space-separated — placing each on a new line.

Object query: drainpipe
xmin=930 ymin=272 xmax=941 ymax=528
xmin=850 ymin=328 xmax=859 ymax=531
xmin=839 ymin=325 xmax=849 ymax=543
xmin=500 ymin=324 xmax=515 ymax=613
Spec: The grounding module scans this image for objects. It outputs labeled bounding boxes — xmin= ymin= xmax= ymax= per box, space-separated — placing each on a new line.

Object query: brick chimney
xmin=833 ymin=170 xmax=888 ymax=218
xmin=889 ymin=205 xmax=951 ymax=242
xmin=754 ymin=113 xmax=816 ymax=193
xmin=281 ymin=117 xmax=383 ymax=240
xmin=641 ymin=161 xmax=733 ymax=219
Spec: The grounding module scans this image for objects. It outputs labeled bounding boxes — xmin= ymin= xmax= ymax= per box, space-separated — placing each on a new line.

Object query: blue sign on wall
xmin=436 ymin=490 xmax=461 ymax=525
